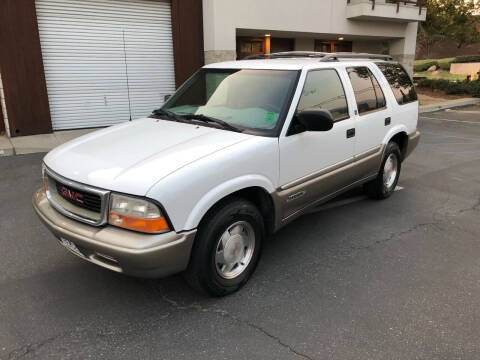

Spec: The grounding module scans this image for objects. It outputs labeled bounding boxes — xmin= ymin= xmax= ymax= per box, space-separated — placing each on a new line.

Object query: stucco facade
xmin=202 ymin=0 xmax=425 ymax=75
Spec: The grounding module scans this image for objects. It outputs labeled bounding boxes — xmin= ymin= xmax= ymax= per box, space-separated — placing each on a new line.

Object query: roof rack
xmin=244 ymin=51 xmax=393 ymax=62
xmin=244 ymin=51 xmax=328 ymax=60
xmin=319 ymin=52 xmax=393 ymax=62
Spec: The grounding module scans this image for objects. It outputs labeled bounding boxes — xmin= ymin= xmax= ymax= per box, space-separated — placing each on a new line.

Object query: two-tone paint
xmin=36 ymin=57 xmax=420 ymax=277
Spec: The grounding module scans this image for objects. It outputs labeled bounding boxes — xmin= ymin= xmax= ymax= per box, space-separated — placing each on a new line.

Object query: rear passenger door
xmin=347 ymin=66 xmax=391 ymax=157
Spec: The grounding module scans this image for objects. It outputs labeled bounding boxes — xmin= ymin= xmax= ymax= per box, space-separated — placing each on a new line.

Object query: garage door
xmin=36 ymin=0 xmax=176 ymax=130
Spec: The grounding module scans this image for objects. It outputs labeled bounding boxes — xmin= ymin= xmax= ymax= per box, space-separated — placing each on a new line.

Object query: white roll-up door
xmin=36 ymin=0 xmax=176 ymax=130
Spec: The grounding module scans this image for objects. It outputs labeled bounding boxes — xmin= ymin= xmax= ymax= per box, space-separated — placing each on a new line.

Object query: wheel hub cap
xmin=383 ymin=153 xmax=398 ymax=190
xmin=215 ymin=221 xmax=255 ymax=279
xmin=223 ymin=235 xmax=244 ymax=264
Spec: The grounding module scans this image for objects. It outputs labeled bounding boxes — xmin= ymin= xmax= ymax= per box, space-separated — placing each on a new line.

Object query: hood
xmin=44 ymin=118 xmax=252 ymax=195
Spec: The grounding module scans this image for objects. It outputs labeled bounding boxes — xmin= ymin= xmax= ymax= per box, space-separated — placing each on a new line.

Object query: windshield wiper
xmin=151 ymin=108 xmax=184 ymax=122
xmin=183 ymin=114 xmax=243 ymax=133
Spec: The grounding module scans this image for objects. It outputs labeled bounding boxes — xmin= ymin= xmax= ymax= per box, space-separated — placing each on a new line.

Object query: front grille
xmin=55 ymin=181 xmax=102 ymax=213
xmin=44 ymin=166 xmax=110 ymax=226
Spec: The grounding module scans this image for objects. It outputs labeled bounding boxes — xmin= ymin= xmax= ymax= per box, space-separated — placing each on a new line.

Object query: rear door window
xmin=377 ymin=63 xmax=418 ymax=105
xmin=297 ymin=69 xmax=349 ymax=121
xmin=347 ymin=67 xmax=386 ymax=114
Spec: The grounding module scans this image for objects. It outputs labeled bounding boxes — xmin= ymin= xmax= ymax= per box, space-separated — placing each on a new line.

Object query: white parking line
xmin=420 ymin=116 xmax=480 ymax=125
xmin=307 ymin=186 xmax=404 ymax=214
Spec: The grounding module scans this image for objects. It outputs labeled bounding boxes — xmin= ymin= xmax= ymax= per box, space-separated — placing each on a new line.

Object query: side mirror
xmin=295 ymin=108 xmax=334 ymax=132
xmin=164 ymin=94 xmax=172 ymax=102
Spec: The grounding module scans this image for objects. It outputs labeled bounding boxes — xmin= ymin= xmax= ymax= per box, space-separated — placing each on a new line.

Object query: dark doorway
xmin=271 ymin=38 xmax=295 ymax=53
xmin=315 ymin=40 xmax=352 ymax=53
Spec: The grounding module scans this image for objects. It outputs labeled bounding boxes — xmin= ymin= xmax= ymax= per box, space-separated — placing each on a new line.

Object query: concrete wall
xmin=202 ymin=0 xmax=419 ymax=74
xmin=352 ymin=41 xmax=386 ymax=54
xmin=346 ymin=0 xmax=426 ymax=22
xmin=389 ymin=22 xmax=418 ymax=76
xmin=294 ymin=38 xmax=315 ymax=52
xmin=450 ymin=63 xmax=480 ymax=76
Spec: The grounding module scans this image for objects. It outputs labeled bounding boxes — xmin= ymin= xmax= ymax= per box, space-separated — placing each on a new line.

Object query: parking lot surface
xmin=1 ymin=105 xmax=480 ymax=360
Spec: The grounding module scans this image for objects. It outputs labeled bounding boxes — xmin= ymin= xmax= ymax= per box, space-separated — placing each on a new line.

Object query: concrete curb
xmin=419 ymin=98 xmax=480 ymax=114
xmin=0 ymin=136 xmax=14 ymax=157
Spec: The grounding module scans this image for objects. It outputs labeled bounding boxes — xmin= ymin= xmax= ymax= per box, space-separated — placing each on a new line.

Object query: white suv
xmin=33 ymin=52 xmax=420 ymax=296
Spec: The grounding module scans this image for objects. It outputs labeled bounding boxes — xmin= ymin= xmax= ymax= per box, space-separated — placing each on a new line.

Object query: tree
xmin=417 ymin=0 xmax=480 ymax=57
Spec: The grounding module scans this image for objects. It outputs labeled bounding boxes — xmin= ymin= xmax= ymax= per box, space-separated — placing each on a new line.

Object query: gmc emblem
xmin=60 ymin=186 xmax=84 ymax=204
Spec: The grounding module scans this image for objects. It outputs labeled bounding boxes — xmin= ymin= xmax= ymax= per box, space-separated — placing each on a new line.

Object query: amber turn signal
xmin=109 ymin=212 xmax=169 ymax=233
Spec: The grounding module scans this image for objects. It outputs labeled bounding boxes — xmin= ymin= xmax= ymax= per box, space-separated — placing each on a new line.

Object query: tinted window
xmin=370 ymin=71 xmax=386 ymax=108
xmin=297 ymin=69 xmax=349 ymax=121
xmin=347 ymin=67 xmax=386 ymax=114
xmin=377 ymin=63 xmax=418 ymax=105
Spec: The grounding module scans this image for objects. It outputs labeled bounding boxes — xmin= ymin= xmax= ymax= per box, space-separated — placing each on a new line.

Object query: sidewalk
xmin=418 ymin=96 xmax=480 ymax=114
xmin=1 ymin=97 xmax=480 ymax=157
xmin=0 ymin=129 xmax=96 ymax=156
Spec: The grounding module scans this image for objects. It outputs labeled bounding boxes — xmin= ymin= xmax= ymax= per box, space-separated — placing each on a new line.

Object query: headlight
xmin=108 ymin=194 xmax=169 ymax=234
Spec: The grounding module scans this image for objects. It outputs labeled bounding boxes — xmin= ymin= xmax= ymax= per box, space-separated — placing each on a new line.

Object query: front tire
xmin=364 ymin=142 xmax=402 ymax=200
xmin=184 ymin=198 xmax=264 ymax=296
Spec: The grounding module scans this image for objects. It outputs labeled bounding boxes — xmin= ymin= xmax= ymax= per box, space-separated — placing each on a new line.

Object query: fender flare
xmin=382 ymin=124 xmax=408 ymax=146
xmin=184 ymin=175 xmax=275 ymax=230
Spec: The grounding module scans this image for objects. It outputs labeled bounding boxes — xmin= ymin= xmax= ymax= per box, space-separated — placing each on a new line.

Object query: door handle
xmin=346 ymin=128 xmax=355 ymax=138
xmin=385 ymin=117 xmax=391 ymax=126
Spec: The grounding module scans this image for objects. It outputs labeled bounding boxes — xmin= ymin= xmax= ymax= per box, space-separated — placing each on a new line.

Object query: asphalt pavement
xmin=1 ymin=105 xmax=480 ymax=360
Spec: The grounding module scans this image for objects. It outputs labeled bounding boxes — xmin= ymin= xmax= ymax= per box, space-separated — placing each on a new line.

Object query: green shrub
xmin=464 ymin=82 xmax=480 ymax=97
xmin=437 ymin=57 xmax=455 ymax=71
xmin=417 ymin=78 xmax=480 ymax=97
xmin=444 ymin=82 xmax=468 ymax=95
xmin=417 ymin=78 xmax=450 ymax=91
xmin=452 ymin=55 xmax=480 ymax=64
xmin=414 ymin=60 xmax=439 ymax=72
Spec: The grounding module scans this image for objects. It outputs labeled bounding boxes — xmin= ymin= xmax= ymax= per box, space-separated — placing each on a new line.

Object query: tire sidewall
xmin=209 ymin=212 xmax=263 ymax=289
xmin=380 ymin=143 xmax=402 ymax=197
xmin=190 ymin=199 xmax=264 ymax=295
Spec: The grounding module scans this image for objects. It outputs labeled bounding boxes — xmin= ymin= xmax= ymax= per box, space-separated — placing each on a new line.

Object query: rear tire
xmin=364 ymin=142 xmax=402 ymax=200
xmin=184 ymin=198 xmax=264 ymax=297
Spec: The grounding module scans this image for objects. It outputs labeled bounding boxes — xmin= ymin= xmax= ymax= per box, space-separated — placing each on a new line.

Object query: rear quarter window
xmin=377 ymin=63 xmax=418 ymax=105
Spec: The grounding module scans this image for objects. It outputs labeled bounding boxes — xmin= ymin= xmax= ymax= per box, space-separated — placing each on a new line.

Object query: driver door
xmin=278 ymin=68 xmax=356 ymax=220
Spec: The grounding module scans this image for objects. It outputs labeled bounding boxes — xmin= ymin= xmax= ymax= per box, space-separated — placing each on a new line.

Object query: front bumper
xmin=33 ymin=188 xmax=196 ymax=278
xmin=404 ymin=130 xmax=421 ymax=160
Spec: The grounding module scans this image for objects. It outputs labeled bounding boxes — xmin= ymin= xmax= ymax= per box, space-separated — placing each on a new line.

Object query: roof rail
xmin=320 ymin=52 xmax=394 ymax=62
xmin=244 ymin=51 xmax=328 ymax=60
xmin=243 ymin=51 xmax=393 ymax=62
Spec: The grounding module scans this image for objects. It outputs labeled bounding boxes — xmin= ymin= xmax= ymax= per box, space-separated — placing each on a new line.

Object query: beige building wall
xmin=202 ymin=0 xmax=420 ymax=73
xmin=450 ymin=63 xmax=480 ymax=76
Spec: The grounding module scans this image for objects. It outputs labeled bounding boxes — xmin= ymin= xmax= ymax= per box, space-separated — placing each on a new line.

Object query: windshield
xmin=161 ymin=68 xmax=299 ymax=136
